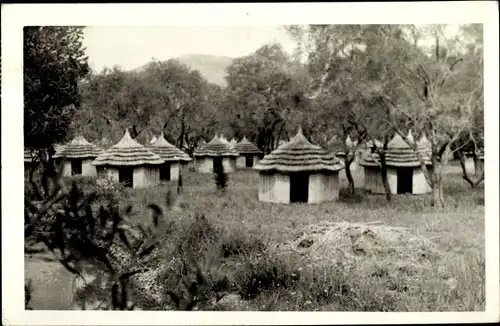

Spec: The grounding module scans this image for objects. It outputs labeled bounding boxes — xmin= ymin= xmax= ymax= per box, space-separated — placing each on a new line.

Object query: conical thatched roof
xmin=148 ymin=132 xmax=192 ymax=162
xmin=24 ymin=149 xmax=35 ymax=163
xmin=254 ymin=127 xmax=344 ymax=173
xmin=193 ymin=135 xmax=238 ymax=157
xmin=365 ymin=139 xmax=383 ymax=149
xmin=233 ymin=136 xmax=262 ymax=155
xmin=417 ymin=133 xmax=432 ymax=157
xmin=53 ymin=136 xmax=103 ymax=159
xmin=92 ymin=130 xmax=165 ymax=167
xmin=360 ymin=132 xmax=431 ymax=168
xmin=149 ymin=135 xmax=158 ymax=144
xmin=219 ymin=134 xmax=230 ymax=145
xmin=346 ymin=135 xmax=358 ymax=148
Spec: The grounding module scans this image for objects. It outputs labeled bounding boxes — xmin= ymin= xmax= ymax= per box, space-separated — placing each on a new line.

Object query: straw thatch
xmin=148 ymin=132 xmax=192 ymax=162
xmin=478 ymin=148 xmax=484 ymax=161
xmin=149 ymin=135 xmax=158 ymax=145
xmin=53 ymin=136 xmax=103 ymax=159
xmin=254 ymin=128 xmax=344 ymax=173
xmin=92 ymin=130 xmax=165 ymax=166
xmin=233 ymin=136 xmax=262 ymax=155
xmin=361 ymin=131 xmax=431 ymax=168
xmin=365 ymin=139 xmax=383 ymax=149
xmin=193 ymin=135 xmax=238 ymax=157
xmin=24 ymin=149 xmax=35 ymax=163
xmin=219 ymin=135 xmax=230 ymax=145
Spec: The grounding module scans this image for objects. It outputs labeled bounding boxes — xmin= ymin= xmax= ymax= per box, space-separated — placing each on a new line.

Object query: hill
xmin=176 ymin=54 xmax=234 ymax=87
xmin=134 ymin=54 xmax=234 ymax=87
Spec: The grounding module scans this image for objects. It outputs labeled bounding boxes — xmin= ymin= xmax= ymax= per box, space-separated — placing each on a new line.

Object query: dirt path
xmin=25 ymin=253 xmax=76 ymax=310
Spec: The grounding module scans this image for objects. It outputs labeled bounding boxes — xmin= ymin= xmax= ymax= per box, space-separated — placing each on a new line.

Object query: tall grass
xmin=25 ymin=163 xmax=485 ymax=311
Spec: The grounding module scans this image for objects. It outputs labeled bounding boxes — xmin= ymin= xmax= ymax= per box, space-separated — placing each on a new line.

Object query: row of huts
xmin=25 ymin=128 xmax=484 ymax=205
xmin=24 ymin=130 xmax=264 ymax=188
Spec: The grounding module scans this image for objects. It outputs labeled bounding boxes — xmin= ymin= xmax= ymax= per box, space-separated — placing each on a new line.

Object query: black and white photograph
xmin=2 ymin=2 xmax=499 ymax=325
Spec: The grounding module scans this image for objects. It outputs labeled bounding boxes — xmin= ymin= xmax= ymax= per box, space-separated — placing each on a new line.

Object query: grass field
xmin=25 ymin=161 xmax=485 ymax=311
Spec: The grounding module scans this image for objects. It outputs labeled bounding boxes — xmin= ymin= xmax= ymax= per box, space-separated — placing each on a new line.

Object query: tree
xmin=223 ymin=43 xmax=309 ymax=154
xmin=286 ymin=25 xmax=399 ymax=197
xmin=374 ymin=25 xmax=484 ymax=206
xmin=24 ymin=26 xmax=90 ymax=151
xmin=76 ymin=59 xmax=221 ymax=153
xmin=287 ymin=24 xmax=483 ymax=207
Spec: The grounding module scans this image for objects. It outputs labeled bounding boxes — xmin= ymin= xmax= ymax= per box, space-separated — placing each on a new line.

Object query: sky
xmin=83 ymin=26 xmax=298 ymax=72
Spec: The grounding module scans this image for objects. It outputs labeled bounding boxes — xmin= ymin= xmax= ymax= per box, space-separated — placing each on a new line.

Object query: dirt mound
xmin=276 ymin=221 xmax=444 ymax=283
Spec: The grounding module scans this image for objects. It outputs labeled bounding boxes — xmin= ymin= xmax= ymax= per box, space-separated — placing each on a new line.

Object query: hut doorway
xmin=245 ymin=155 xmax=254 ymax=167
xmin=160 ymin=163 xmax=171 ymax=181
xmin=290 ymin=172 xmax=309 ymax=203
xmin=119 ymin=167 xmax=134 ymax=188
xmin=213 ymin=157 xmax=223 ymax=173
xmin=397 ymin=167 xmax=413 ymax=194
xmin=71 ymin=159 xmax=82 ymax=175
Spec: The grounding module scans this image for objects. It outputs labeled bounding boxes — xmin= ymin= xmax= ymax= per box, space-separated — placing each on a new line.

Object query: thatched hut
xmin=254 ymin=128 xmax=344 ymax=204
xmin=52 ymin=136 xmax=103 ymax=177
xmin=24 ymin=149 xmax=36 ymax=178
xmin=233 ymin=136 xmax=263 ymax=168
xmin=360 ymin=131 xmax=432 ymax=195
xmin=92 ymin=130 xmax=165 ymax=188
xmin=147 ymin=132 xmax=192 ymax=181
xmin=149 ymin=135 xmax=157 ymax=145
xmin=193 ymin=135 xmax=238 ymax=173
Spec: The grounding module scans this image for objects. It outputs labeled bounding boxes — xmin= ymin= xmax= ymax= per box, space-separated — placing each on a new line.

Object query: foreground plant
xmin=25 ymin=159 xmax=164 ymax=310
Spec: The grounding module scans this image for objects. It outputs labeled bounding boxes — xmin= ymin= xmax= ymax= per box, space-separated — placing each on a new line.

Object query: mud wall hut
xmin=254 ymin=128 xmax=344 ymax=204
xmin=233 ymin=136 xmax=263 ymax=168
xmin=193 ymin=135 xmax=238 ymax=173
xmin=147 ymin=132 xmax=192 ymax=181
xmin=360 ymin=132 xmax=432 ymax=195
xmin=52 ymin=136 xmax=103 ymax=177
xmin=92 ymin=130 xmax=165 ymax=188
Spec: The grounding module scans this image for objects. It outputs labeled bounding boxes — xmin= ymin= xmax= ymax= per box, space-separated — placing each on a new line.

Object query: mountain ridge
xmin=134 ymin=53 xmax=235 ymax=87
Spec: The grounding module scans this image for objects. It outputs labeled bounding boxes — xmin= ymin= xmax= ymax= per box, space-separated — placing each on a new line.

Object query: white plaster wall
xmin=308 ymin=173 xmax=339 ymax=204
xmin=237 ymin=155 xmax=261 ymax=168
xmin=170 ymin=162 xmax=180 ymax=181
xmin=222 ymin=157 xmax=236 ymax=173
xmin=258 ymin=173 xmax=290 ymax=203
xmin=364 ymin=167 xmax=379 ymax=193
xmin=133 ymin=166 xmax=160 ymax=188
xmin=412 ymin=168 xmax=432 ymax=194
xmin=82 ymin=158 xmax=97 ymax=177
xmin=465 ymin=158 xmax=474 ymax=174
xmin=195 ymin=157 xmax=213 ymax=173
xmin=253 ymin=155 xmax=261 ymax=167
xmin=387 ymin=168 xmax=398 ymax=195
xmin=236 ymin=156 xmax=246 ymax=168
xmin=62 ymin=161 xmax=72 ymax=177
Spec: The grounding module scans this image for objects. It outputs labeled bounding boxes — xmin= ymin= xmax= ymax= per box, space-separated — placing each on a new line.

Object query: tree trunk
xmin=344 ymin=155 xmax=355 ymax=195
xmin=473 ymin=154 xmax=483 ymax=176
xmin=458 ymin=150 xmax=485 ymax=188
xmin=430 ymin=172 xmax=444 ymax=208
xmin=380 ymin=157 xmax=391 ymax=202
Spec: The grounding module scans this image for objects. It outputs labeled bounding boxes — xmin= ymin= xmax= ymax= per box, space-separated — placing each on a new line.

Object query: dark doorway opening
xmin=160 ymin=163 xmax=171 ymax=181
xmin=213 ymin=157 xmax=223 ymax=173
xmin=245 ymin=155 xmax=253 ymax=168
xmin=71 ymin=159 xmax=82 ymax=175
xmin=119 ymin=167 xmax=134 ymax=188
xmin=290 ymin=172 xmax=309 ymax=203
xmin=397 ymin=167 xmax=413 ymax=194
